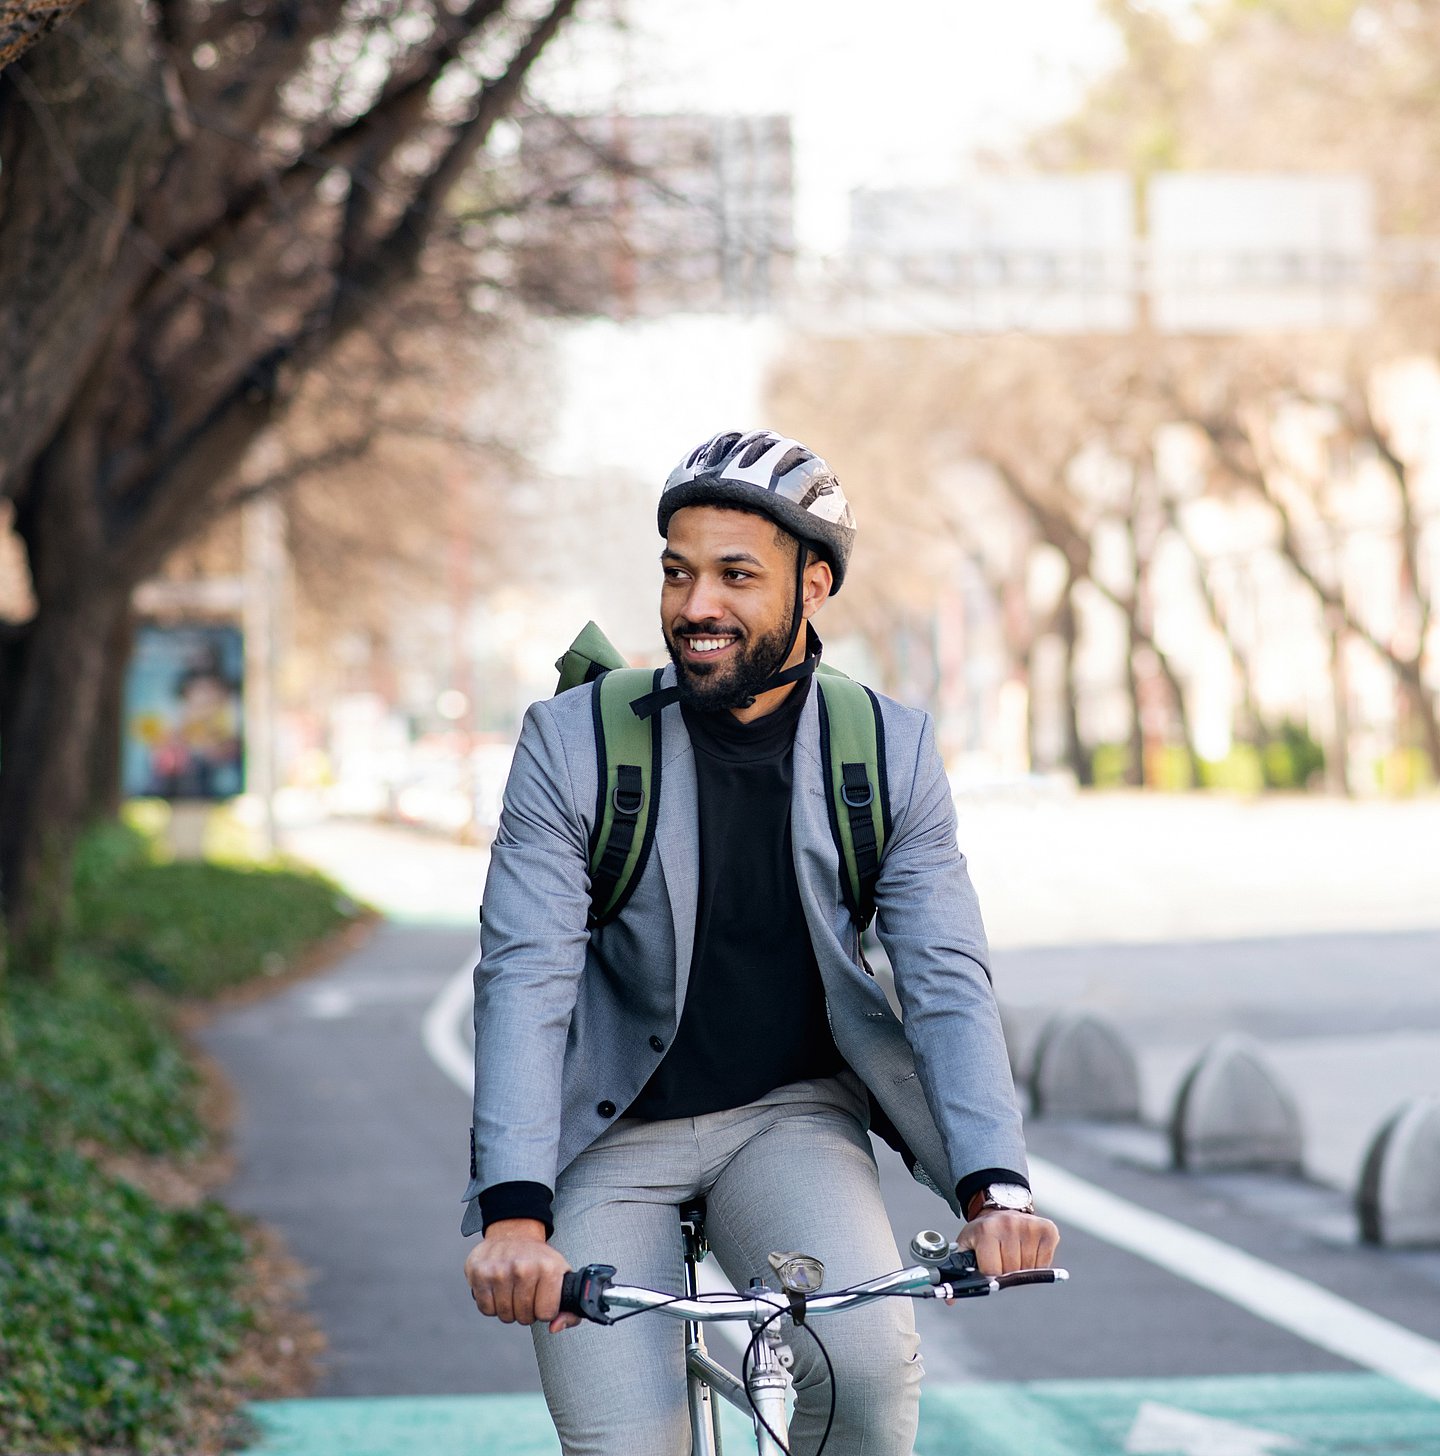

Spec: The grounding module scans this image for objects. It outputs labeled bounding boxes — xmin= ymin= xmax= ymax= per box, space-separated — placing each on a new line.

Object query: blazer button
xmin=596 ymin=1100 xmax=616 ymax=1118
xmin=649 ymin=1036 xmax=665 ymax=1052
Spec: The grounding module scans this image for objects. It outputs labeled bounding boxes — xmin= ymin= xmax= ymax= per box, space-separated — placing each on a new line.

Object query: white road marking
xmin=422 ymin=965 xmax=1440 ymax=1402
xmin=1125 ymin=1400 xmax=1299 ymax=1455
xmin=422 ymin=948 xmax=478 ymax=1098
xmin=1031 ymin=1155 xmax=1440 ymax=1403
xmin=306 ymin=987 xmax=355 ymax=1019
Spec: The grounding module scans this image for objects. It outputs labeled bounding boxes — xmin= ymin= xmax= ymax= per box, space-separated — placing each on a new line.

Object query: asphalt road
xmin=201 ymin=904 xmax=1440 ymax=1399
xmin=203 ymin=800 xmax=1440 ymax=1455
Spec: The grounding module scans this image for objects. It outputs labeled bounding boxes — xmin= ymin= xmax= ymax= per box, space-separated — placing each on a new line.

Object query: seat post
xmin=679 ymin=1199 xmax=723 ymax=1456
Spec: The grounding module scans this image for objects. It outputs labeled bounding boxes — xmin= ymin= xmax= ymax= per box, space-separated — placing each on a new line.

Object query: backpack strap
xmin=815 ymin=670 xmax=890 ymax=929
xmin=587 ymin=667 xmax=664 ymax=925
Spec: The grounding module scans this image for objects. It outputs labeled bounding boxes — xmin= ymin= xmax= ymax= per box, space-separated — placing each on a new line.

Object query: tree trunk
xmin=1395 ymin=654 xmax=1440 ymax=782
xmin=1122 ymin=617 xmax=1144 ymax=787
xmin=1325 ymin=612 xmax=1352 ymax=796
xmin=1057 ymin=583 xmax=1091 ymax=785
xmin=0 ymin=586 xmax=123 ymax=974
xmin=85 ymin=596 xmax=134 ymax=823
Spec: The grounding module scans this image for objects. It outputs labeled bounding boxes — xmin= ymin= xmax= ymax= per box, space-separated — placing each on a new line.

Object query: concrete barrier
xmin=1357 ymin=1098 xmax=1440 ymax=1248
xmin=1029 ymin=1012 xmax=1141 ymax=1121
xmin=1169 ymin=1034 xmax=1304 ymax=1173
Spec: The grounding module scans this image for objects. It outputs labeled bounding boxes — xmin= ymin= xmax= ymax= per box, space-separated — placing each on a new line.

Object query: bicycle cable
xmin=740 ymin=1304 xmax=836 ymax=1456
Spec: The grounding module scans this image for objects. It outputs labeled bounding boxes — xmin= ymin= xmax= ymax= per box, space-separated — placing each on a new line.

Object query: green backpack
xmin=555 ymin=622 xmax=891 ymax=929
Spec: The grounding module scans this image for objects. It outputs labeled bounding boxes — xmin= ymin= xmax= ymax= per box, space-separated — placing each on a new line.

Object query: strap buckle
xmin=612 ymin=784 xmax=644 ymax=816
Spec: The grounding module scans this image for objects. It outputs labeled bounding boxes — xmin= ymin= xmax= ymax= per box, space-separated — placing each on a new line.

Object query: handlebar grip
xmin=558 ymin=1271 xmax=584 ymax=1317
xmin=995 ymin=1269 xmax=1064 ymax=1288
xmin=558 ymin=1263 xmax=617 ymax=1324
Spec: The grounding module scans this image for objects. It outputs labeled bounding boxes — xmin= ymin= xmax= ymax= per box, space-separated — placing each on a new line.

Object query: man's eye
xmin=723 ymin=570 xmax=752 ymax=582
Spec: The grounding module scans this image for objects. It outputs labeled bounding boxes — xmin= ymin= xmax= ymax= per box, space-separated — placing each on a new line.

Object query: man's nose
xmin=683 ymin=575 xmax=727 ymax=624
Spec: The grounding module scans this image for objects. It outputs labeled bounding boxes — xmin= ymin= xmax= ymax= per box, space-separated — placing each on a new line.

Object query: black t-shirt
xmin=626 ymin=675 xmax=844 ymax=1120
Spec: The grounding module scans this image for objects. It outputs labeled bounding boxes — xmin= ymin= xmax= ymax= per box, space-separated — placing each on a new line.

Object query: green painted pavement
xmin=239 ymin=1373 xmax=1440 ymax=1454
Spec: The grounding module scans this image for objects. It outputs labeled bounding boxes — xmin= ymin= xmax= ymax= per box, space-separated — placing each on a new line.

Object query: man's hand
xmin=464 ymin=1218 xmax=579 ymax=1334
xmin=955 ymin=1209 xmax=1060 ymax=1277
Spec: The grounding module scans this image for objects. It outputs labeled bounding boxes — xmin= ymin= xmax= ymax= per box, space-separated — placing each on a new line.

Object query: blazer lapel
xmin=652 ymin=670 xmax=698 ymax=1007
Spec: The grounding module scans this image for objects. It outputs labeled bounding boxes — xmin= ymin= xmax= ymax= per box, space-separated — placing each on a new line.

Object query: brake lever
xmin=931 ymin=1247 xmax=998 ymax=1299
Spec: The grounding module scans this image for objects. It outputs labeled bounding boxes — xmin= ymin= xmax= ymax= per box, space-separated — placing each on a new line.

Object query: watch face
xmin=985 ymin=1183 xmax=1034 ymax=1211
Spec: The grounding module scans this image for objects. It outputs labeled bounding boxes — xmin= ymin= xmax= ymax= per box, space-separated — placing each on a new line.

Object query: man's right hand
xmin=464 ymin=1218 xmax=579 ymax=1334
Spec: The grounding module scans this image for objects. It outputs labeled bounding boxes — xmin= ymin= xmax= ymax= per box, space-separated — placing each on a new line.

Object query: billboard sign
xmin=843 ymin=174 xmax=1137 ymax=333
xmin=123 ymin=623 xmax=245 ymax=801
xmin=1148 ymin=172 xmax=1374 ymax=333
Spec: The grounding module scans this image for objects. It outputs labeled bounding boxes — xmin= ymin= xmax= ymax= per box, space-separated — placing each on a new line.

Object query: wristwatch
xmin=966 ymin=1183 xmax=1035 ymax=1220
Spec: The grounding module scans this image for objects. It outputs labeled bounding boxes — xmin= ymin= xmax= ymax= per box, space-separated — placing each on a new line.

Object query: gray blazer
xmin=462 ymin=666 xmax=1027 ymax=1235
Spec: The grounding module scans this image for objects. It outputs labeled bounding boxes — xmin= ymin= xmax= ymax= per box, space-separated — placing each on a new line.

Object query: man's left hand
xmin=956 ymin=1209 xmax=1060 ymax=1277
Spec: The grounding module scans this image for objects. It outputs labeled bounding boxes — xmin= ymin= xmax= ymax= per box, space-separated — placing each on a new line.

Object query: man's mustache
xmin=673 ymin=621 xmax=742 ymax=638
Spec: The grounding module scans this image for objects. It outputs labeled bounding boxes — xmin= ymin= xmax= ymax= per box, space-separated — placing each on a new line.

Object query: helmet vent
xmin=736 ymin=436 xmax=775 ymax=469
xmin=770 ymin=447 xmax=808 ymax=481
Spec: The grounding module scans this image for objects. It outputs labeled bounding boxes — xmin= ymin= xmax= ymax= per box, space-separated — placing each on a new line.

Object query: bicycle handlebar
xmin=558 ymin=1253 xmax=1067 ymax=1326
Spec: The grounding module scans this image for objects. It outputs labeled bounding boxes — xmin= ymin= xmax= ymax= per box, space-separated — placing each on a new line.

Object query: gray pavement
xmin=199 ymin=922 xmax=518 ymax=1395
xmin=202 ymin=795 xmax=1440 ymax=1397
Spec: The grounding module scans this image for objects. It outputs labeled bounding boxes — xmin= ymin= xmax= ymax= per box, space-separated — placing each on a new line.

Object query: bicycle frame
xmin=682 ymin=1200 xmax=783 ymax=1456
xmin=673 ymin=1207 xmax=940 ymax=1456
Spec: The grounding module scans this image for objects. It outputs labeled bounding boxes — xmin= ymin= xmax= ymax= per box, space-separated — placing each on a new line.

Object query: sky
xmin=532 ymin=0 xmax=1132 ymax=254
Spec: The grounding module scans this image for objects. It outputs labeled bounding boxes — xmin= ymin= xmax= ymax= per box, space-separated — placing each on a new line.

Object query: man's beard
xmin=664 ymin=615 xmax=795 ymax=711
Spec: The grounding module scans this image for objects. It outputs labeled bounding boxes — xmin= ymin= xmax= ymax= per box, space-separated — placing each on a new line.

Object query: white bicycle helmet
xmin=658 ymin=430 xmax=857 ymax=593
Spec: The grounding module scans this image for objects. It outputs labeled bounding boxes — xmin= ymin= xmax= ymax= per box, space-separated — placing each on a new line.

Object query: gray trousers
xmin=533 ymin=1075 xmax=923 ymax=1456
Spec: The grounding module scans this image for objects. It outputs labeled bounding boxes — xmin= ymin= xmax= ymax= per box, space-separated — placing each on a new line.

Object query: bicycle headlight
xmin=767 ymin=1251 xmax=825 ymax=1295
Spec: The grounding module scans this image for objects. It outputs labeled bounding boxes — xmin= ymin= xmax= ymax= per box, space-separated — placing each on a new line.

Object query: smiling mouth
xmin=678 ymin=632 xmax=741 ymax=664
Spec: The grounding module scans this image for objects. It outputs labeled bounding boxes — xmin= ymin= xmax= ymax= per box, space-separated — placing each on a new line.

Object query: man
xmin=464 ymin=430 xmax=1058 ymax=1455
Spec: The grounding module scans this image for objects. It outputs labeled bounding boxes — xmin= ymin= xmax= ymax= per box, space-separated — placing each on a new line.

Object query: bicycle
xmin=558 ymin=1199 xmax=1068 ymax=1456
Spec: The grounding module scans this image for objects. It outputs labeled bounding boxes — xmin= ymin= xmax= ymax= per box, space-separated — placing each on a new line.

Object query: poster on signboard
xmin=123 ymin=623 xmax=245 ymax=801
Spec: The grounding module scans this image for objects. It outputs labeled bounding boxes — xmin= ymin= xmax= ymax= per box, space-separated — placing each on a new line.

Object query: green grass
xmin=0 ymin=819 xmax=365 ymax=1453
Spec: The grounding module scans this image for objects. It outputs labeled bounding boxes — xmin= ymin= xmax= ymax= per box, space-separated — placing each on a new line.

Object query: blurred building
xmin=515 ymin=112 xmax=794 ymax=317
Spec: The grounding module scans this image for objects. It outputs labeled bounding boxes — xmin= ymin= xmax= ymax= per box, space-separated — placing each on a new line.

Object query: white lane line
xmin=1031 ymin=1155 xmax=1440 ymax=1403
xmin=422 ymin=947 xmax=478 ymax=1099
xmin=422 ymin=974 xmax=1440 ymax=1399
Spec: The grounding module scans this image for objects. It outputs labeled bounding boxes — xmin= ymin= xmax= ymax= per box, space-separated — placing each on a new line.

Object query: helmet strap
xmin=737 ymin=541 xmax=817 ymax=707
xmin=633 ymin=543 xmax=821 ymax=720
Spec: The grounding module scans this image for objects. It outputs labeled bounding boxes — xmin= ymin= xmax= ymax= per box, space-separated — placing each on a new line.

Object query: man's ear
xmin=801 ymin=556 xmax=834 ymax=619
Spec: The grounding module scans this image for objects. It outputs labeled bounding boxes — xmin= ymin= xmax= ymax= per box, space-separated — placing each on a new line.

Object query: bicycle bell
xmin=910 ymin=1230 xmax=952 ymax=1263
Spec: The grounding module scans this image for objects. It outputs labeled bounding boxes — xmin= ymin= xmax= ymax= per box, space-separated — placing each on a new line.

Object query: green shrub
xmin=74 ymin=856 xmax=357 ymax=998
xmin=8 ymin=961 xmax=203 ymax=1157
xmin=0 ymin=1129 xmax=249 ymax=1454
xmin=0 ymin=821 xmax=365 ymax=1453
xmin=1198 ymin=743 xmax=1266 ymax=793
xmin=1261 ymin=720 xmax=1326 ymax=790
xmin=1090 ymin=742 xmax=1137 ymax=787
xmin=1375 ymin=747 xmax=1437 ymax=795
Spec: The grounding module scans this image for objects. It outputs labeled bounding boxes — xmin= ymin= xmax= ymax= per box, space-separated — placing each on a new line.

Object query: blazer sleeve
xmin=871 ymin=712 xmax=1029 ymax=1190
xmin=464 ymin=698 xmax=593 ymax=1208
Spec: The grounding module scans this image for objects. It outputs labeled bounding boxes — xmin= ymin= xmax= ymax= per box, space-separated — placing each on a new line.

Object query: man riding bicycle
xmin=464 ymin=430 xmax=1059 ymax=1456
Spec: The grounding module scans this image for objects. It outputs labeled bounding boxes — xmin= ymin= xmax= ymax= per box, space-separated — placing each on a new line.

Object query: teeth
xmin=689 ymin=638 xmax=734 ymax=653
